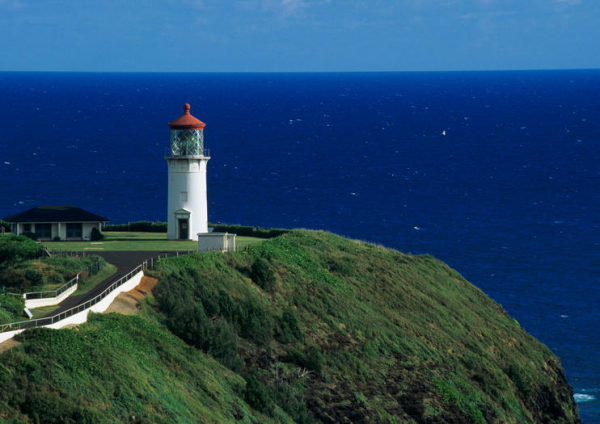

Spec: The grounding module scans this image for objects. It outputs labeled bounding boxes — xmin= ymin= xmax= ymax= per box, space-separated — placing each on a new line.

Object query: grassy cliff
xmin=0 ymin=230 xmax=581 ymax=423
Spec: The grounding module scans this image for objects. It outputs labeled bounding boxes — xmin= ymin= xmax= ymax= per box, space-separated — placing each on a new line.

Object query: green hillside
xmin=0 ymin=313 xmax=276 ymax=423
xmin=0 ymin=230 xmax=581 ymax=423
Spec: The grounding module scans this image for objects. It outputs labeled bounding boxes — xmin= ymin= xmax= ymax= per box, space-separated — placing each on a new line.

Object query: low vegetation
xmin=103 ymin=221 xmax=168 ymax=232
xmin=148 ymin=230 xmax=580 ymax=423
xmin=0 ymin=234 xmax=108 ymax=323
xmin=0 ymin=313 xmax=277 ymax=423
xmin=0 ymin=290 xmax=25 ymax=324
xmin=0 ymin=230 xmax=581 ymax=422
xmin=0 ymin=254 xmax=105 ymax=293
xmin=103 ymin=220 xmax=289 ymax=239
xmin=43 ymin=231 xmax=263 ymax=252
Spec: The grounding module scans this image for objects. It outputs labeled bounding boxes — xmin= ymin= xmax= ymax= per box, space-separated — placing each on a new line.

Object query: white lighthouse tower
xmin=165 ymin=103 xmax=210 ymax=240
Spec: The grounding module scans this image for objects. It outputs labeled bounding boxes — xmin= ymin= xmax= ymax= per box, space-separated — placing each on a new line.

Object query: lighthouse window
xmin=180 ymin=191 xmax=188 ymax=202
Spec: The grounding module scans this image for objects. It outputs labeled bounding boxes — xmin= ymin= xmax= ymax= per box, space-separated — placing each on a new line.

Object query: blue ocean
xmin=1 ymin=71 xmax=599 ymax=421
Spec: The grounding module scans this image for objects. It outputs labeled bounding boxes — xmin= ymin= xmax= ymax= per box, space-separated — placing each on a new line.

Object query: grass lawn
xmin=30 ymin=305 xmax=60 ymax=320
xmin=42 ymin=232 xmax=264 ymax=252
xmin=73 ymin=263 xmax=118 ymax=296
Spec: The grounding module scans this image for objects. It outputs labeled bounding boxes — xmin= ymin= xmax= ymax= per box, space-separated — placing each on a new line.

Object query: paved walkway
xmin=42 ymin=251 xmax=182 ymax=318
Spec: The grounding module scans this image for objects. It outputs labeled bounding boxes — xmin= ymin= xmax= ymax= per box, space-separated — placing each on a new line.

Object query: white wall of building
xmin=82 ymin=223 xmax=100 ymax=240
xmin=198 ymin=232 xmax=236 ymax=253
xmin=13 ymin=222 xmax=102 ymax=240
xmin=166 ymin=157 xmax=209 ymax=239
xmin=0 ymin=270 xmax=143 ymax=344
xmin=25 ymin=284 xmax=78 ymax=309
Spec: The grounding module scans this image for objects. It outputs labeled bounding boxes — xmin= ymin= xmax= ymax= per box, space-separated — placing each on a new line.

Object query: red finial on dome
xmin=168 ymin=103 xmax=206 ymax=130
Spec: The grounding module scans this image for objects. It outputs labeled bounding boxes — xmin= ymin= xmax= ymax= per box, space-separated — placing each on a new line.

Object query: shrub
xmin=0 ymin=234 xmax=42 ymax=265
xmin=507 ymin=364 xmax=531 ymax=398
xmin=21 ymin=231 xmax=38 ymax=241
xmin=250 ymin=257 xmax=276 ymax=292
xmin=240 ymin=299 xmax=274 ymax=346
xmin=90 ymin=227 xmax=104 ymax=241
xmin=208 ymin=319 xmax=244 ymax=372
xmin=24 ymin=268 xmax=43 ymax=285
xmin=209 ymin=223 xmax=289 ymax=239
xmin=244 ymin=369 xmax=273 ymax=415
xmin=0 ymin=291 xmax=25 ymax=323
xmin=0 ymin=220 xmax=10 ymax=232
xmin=288 ymin=345 xmax=323 ymax=377
xmin=268 ymin=380 xmax=315 ymax=424
xmin=53 ymin=236 xmax=61 ymax=241
xmin=276 ymin=308 xmax=304 ymax=344
xmin=0 ymin=266 xmax=29 ymax=290
xmin=103 ymin=221 xmax=167 ymax=232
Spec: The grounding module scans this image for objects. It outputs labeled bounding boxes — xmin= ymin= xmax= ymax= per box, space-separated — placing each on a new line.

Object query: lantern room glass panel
xmin=170 ymin=129 xmax=204 ymax=156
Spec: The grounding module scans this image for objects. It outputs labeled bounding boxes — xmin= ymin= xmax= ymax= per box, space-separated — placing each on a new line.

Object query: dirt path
xmin=103 ymin=276 xmax=158 ymax=315
xmin=0 ymin=339 xmax=21 ymax=354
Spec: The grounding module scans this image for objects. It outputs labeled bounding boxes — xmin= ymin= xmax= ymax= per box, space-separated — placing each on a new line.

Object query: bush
xmin=0 ymin=291 xmax=25 ymax=324
xmin=24 ymin=268 xmax=43 ymax=285
xmin=0 ymin=220 xmax=10 ymax=232
xmin=103 ymin=221 xmax=167 ymax=232
xmin=21 ymin=231 xmax=38 ymax=241
xmin=250 ymin=257 xmax=276 ymax=292
xmin=209 ymin=223 xmax=289 ymax=239
xmin=0 ymin=234 xmax=42 ymax=265
xmin=53 ymin=236 xmax=61 ymax=241
xmin=244 ymin=369 xmax=273 ymax=414
xmin=208 ymin=319 xmax=244 ymax=372
xmin=240 ymin=299 xmax=274 ymax=346
xmin=90 ymin=227 xmax=104 ymax=241
xmin=276 ymin=308 xmax=304 ymax=344
xmin=507 ymin=364 xmax=531 ymax=398
xmin=288 ymin=345 xmax=323 ymax=377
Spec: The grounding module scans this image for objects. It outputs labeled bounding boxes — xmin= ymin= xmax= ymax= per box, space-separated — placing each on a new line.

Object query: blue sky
xmin=1 ymin=0 xmax=598 ymax=72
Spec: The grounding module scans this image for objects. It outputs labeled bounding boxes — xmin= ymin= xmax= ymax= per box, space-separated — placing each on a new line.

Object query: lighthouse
xmin=165 ymin=103 xmax=210 ymax=240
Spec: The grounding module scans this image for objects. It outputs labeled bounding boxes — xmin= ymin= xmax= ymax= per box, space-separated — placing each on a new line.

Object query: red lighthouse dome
xmin=168 ymin=103 xmax=206 ymax=130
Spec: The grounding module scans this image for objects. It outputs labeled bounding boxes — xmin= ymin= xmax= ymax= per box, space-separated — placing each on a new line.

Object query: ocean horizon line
xmin=1 ymin=68 xmax=599 ymax=75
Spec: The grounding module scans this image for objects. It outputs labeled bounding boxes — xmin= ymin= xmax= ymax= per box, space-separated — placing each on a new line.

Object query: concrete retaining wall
xmin=0 ymin=270 xmax=144 ymax=344
xmin=25 ymin=284 xmax=78 ymax=309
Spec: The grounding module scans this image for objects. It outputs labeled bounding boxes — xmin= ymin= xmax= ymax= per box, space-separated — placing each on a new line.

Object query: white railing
xmin=23 ymin=273 xmax=81 ymax=300
xmin=0 ymin=265 xmax=142 ymax=334
xmin=0 ymin=252 xmax=190 ymax=339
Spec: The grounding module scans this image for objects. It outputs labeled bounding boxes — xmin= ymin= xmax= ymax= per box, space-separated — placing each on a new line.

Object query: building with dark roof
xmin=4 ymin=206 xmax=108 ymax=241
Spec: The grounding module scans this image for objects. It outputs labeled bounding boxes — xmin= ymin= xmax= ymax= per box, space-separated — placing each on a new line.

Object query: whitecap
xmin=574 ymin=393 xmax=595 ymax=403
xmin=560 ymin=315 xmax=569 ymax=318
xmin=4 ymin=161 xmax=10 ymax=165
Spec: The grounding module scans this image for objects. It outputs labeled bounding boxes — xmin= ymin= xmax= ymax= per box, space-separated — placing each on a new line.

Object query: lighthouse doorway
xmin=178 ymin=219 xmax=189 ymax=240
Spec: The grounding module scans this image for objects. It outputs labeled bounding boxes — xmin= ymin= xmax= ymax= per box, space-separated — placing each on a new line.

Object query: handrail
xmin=23 ymin=273 xmax=81 ymax=300
xmin=0 ymin=265 xmax=142 ymax=333
xmin=0 ymin=251 xmax=187 ymax=334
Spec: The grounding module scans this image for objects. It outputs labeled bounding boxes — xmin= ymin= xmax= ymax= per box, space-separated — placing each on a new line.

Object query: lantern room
xmin=168 ymin=103 xmax=207 ymax=157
